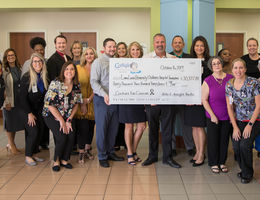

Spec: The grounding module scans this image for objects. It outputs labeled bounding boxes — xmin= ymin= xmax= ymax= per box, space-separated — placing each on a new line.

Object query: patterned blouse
xmin=225 ymin=76 xmax=260 ymax=121
xmin=42 ymin=80 xmax=82 ymax=120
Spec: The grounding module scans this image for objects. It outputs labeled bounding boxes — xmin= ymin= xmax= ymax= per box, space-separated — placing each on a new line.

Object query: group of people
xmin=0 ymin=33 xmax=259 ymax=184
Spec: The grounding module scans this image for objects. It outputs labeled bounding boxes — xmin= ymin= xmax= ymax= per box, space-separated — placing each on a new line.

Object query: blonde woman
xmin=118 ymin=42 xmax=146 ymax=165
xmin=20 ymin=53 xmax=48 ymax=165
xmin=70 ymin=41 xmax=83 ymax=65
xmin=75 ymin=47 xmax=97 ymax=163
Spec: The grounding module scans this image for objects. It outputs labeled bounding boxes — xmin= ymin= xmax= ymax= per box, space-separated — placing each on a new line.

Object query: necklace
xmin=213 ymin=75 xmax=224 ymax=85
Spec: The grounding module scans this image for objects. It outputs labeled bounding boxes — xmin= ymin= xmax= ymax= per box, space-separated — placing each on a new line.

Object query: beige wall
xmin=216 ymin=10 xmax=260 ymax=54
xmin=0 ymin=9 xmax=150 ymax=59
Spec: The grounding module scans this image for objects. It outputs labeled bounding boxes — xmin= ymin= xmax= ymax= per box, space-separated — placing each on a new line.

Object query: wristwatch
xmin=67 ymin=118 xmax=72 ymax=123
xmin=248 ymin=121 xmax=253 ymax=126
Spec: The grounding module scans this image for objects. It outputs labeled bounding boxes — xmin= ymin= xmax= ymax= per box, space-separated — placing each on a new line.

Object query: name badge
xmin=64 ymin=96 xmax=69 ymax=109
xmin=229 ymin=96 xmax=233 ymax=105
xmin=32 ymin=85 xmax=38 ymax=93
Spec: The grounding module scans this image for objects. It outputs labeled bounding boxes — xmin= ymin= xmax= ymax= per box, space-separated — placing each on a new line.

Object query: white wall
xmin=216 ymin=9 xmax=260 ymax=54
xmin=0 ymin=9 xmax=150 ymax=59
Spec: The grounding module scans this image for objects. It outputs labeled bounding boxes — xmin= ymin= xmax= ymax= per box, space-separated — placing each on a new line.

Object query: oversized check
xmin=109 ymin=58 xmax=202 ymax=104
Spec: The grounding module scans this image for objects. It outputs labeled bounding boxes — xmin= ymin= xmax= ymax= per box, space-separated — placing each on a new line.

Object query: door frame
xmin=216 ymin=31 xmax=247 ymax=55
xmin=58 ymin=29 xmax=99 ymax=54
xmin=7 ymin=29 xmax=47 ymax=51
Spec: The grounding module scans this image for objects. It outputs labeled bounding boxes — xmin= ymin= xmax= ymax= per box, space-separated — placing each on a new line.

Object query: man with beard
xmin=142 ymin=33 xmax=181 ymax=168
xmin=169 ymin=35 xmax=195 ymax=157
xmin=90 ymin=38 xmax=124 ymax=168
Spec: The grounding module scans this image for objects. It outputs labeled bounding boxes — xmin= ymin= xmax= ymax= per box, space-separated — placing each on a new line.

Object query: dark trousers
xmin=232 ymin=120 xmax=260 ymax=179
xmin=115 ymin=123 xmax=126 ymax=147
xmin=172 ymin=105 xmax=194 ymax=150
xmin=44 ymin=115 xmax=75 ymax=161
xmin=24 ymin=110 xmax=47 ymax=156
xmin=206 ymin=118 xmax=231 ymax=166
xmin=145 ymin=105 xmax=174 ymax=162
xmin=34 ymin=110 xmax=49 ymax=149
xmin=24 ymin=118 xmax=38 ymax=157
xmin=93 ymin=95 xmax=119 ymax=160
xmin=39 ymin=120 xmax=50 ymax=147
xmin=75 ymin=118 xmax=95 ymax=150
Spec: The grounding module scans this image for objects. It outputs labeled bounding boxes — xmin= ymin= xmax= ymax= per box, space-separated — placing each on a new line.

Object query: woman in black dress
xmin=114 ymin=42 xmax=127 ymax=151
xmin=2 ymin=48 xmax=24 ymax=154
xmin=185 ymin=36 xmax=212 ymax=167
xmin=118 ymin=41 xmax=146 ymax=165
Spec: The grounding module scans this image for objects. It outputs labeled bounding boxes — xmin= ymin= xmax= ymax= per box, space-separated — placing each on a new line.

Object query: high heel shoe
xmin=192 ymin=155 xmax=205 ymax=167
xmin=127 ymin=155 xmax=136 ymax=166
xmin=85 ymin=149 xmax=94 ymax=160
xmin=6 ymin=144 xmax=21 ymax=155
xmin=133 ymin=152 xmax=142 ymax=162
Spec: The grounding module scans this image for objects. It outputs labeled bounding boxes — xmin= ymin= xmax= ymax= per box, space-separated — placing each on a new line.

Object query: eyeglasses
xmin=212 ymin=62 xmax=221 ymax=66
xmin=33 ymin=60 xmax=43 ymax=64
xmin=7 ymin=54 xmax=15 ymax=57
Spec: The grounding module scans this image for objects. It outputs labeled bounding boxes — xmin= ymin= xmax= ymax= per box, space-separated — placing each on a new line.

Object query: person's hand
xmin=80 ymin=104 xmax=87 ymax=115
xmin=104 ymin=94 xmax=110 ymax=105
xmin=66 ymin=122 xmax=73 ymax=134
xmin=5 ymin=103 xmax=11 ymax=111
xmin=232 ymin=127 xmax=241 ymax=141
xmin=28 ymin=113 xmax=36 ymax=127
xmin=59 ymin=119 xmax=68 ymax=134
xmin=243 ymin=124 xmax=252 ymax=139
xmin=210 ymin=115 xmax=218 ymax=124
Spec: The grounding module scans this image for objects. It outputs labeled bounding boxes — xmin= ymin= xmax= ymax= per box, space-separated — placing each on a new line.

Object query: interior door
xmin=10 ymin=32 xmax=45 ymax=65
xmin=60 ymin=32 xmax=97 ymax=57
xmin=216 ymin=33 xmax=244 ymax=61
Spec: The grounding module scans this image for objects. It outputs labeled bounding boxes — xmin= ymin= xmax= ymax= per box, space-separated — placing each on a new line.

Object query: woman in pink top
xmin=202 ymin=56 xmax=233 ymax=173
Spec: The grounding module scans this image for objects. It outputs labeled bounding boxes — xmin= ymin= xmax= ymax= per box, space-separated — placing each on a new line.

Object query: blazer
xmin=2 ymin=67 xmax=21 ymax=107
xmin=19 ymin=72 xmax=46 ymax=114
xmin=46 ymin=51 xmax=71 ymax=82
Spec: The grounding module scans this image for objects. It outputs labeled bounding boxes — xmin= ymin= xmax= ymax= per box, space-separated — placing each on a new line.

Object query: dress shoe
xmin=99 ymin=160 xmax=110 ymax=168
xmin=60 ymin=163 xmax=73 ymax=169
xmin=108 ymin=153 xmax=124 ymax=161
xmin=241 ymin=176 xmax=253 ymax=184
xmin=25 ymin=159 xmax=37 ymax=166
xmin=142 ymin=158 xmax=158 ymax=166
xmin=187 ymin=149 xmax=196 ymax=157
xmin=190 ymin=159 xmax=196 ymax=163
xmin=52 ymin=165 xmax=60 ymax=172
xmin=172 ymin=149 xmax=177 ymax=157
xmin=192 ymin=160 xmax=204 ymax=167
xmin=163 ymin=159 xmax=181 ymax=168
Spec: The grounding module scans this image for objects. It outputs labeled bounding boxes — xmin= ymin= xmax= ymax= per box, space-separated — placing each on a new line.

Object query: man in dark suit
xmin=47 ymin=35 xmax=71 ymax=81
xmin=169 ymin=35 xmax=195 ymax=157
xmin=142 ymin=33 xmax=181 ymax=168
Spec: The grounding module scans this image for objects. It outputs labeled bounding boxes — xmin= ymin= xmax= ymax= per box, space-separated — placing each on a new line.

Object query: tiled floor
xmin=0 ymin=126 xmax=259 ymax=200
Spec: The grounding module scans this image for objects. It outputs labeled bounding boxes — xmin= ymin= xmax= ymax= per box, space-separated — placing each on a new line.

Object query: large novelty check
xmin=109 ymin=58 xmax=202 ymax=104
